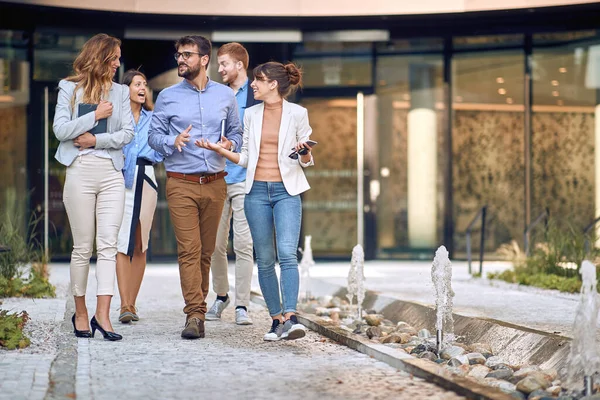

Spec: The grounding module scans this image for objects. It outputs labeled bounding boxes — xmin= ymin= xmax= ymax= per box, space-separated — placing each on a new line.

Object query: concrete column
xmin=407 ymin=64 xmax=437 ymax=248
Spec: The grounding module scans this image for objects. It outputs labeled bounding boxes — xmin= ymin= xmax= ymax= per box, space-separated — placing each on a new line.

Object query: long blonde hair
xmin=65 ymin=33 xmax=121 ymax=105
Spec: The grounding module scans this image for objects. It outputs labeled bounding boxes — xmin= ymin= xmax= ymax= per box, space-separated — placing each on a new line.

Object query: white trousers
xmin=63 ymin=154 xmax=125 ymax=296
xmin=210 ymin=182 xmax=254 ymax=307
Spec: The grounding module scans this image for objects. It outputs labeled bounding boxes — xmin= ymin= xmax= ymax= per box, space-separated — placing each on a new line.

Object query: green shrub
xmin=490 ymin=217 xmax=600 ymax=293
xmin=0 ymin=308 xmax=30 ymax=350
xmin=0 ymin=189 xmax=55 ymax=298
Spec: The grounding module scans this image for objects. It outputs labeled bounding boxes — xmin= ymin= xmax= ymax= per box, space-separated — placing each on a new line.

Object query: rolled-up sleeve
xmin=53 ymin=80 xmax=96 ymax=142
xmin=297 ymin=108 xmax=314 ymax=168
xmin=148 ymin=92 xmax=175 ymax=156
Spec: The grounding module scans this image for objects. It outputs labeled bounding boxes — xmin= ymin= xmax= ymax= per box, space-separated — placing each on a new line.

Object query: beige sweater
xmin=254 ymin=101 xmax=283 ymax=182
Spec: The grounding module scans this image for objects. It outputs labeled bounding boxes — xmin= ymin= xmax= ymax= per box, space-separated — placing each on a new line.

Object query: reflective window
xmin=452 ymin=49 xmax=525 ymax=253
xmin=293 ymin=42 xmax=372 ymax=87
xmin=531 ymin=32 xmax=600 ymax=230
xmin=374 ymin=54 xmax=445 ymax=255
xmin=453 ymin=34 xmax=524 ymax=50
xmin=0 ymin=30 xmax=30 ymax=230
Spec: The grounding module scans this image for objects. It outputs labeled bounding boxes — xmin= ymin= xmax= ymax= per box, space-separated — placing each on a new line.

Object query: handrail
xmin=465 ymin=205 xmax=487 ymax=275
xmin=523 ymin=208 xmax=549 ymax=256
xmin=583 ymin=216 xmax=600 ymax=255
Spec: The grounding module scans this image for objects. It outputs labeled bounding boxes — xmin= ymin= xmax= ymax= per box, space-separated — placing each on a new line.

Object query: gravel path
xmin=1 ymin=264 xmax=466 ymax=399
xmin=81 ymin=265 xmax=464 ymax=400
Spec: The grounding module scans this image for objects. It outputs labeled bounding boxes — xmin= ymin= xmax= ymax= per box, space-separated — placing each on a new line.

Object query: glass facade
xmin=3 ymin=2 xmax=600 ymax=260
xmin=0 ymin=30 xmax=29 ymax=232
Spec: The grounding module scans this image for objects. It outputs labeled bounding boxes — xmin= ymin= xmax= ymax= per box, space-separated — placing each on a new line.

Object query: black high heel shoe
xmin=90 ymin=316 xmax=123 ymax=341
xmin=71 ymin=313 xmax=92 ymax=338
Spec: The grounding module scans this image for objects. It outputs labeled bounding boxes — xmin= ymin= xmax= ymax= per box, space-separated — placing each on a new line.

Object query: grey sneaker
xmin=205 ymin=297 xmax=230 ymax=321
xmin=263 ymin=319 xmax=284 ymax=341
xmin=235 ymin=308 xmax=253 ymax=325
xmin=281 ymin=315 xmax=306 ymax=340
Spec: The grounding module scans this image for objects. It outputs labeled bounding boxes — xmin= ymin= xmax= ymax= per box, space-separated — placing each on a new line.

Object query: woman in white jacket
xmin=196 ymin=61 xmax=314 ymax=341
xmin=53 ymin=33 xmax=134 ymax=341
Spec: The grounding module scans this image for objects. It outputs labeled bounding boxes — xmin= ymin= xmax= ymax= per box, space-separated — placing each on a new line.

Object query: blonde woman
xmin=53 ymin=33 xmax=134 ymax=341
xmin=116 ymin=69 xmax=162 ymax=323
xmin=196 ymin=61 xmax=314 ymax=341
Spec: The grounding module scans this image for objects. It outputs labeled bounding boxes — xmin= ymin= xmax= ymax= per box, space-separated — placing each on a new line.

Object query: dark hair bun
xmin=284 ymin=63 xmax=302 ymax=86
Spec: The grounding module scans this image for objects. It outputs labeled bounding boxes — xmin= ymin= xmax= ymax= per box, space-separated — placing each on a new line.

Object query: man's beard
xmin=178 ymin=64 xmax=201 ymax=80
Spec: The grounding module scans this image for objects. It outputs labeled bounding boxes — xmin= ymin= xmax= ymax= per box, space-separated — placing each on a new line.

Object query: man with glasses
xmin=149 ymin=35 xmax=242 ymax=340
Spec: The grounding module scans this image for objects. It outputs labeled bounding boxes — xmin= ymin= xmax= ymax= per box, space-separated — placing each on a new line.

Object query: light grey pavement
xmin=302 ymin=260 xmax=584 ymax=338
xmin=0 ymin=266 xmax=70 ymax=400
xmin=1 ymin=263 xmax=466 ymax=400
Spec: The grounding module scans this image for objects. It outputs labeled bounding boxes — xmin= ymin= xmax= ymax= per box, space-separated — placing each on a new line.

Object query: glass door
xmin=300 ymin=97 xmax=358 ymax=257
xmin=373 ymin=49 xmax=446 ymax=258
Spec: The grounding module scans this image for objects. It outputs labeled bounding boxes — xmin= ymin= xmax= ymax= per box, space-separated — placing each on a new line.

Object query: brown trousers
xmin=166 ymin=176 xmax=227 ymax=321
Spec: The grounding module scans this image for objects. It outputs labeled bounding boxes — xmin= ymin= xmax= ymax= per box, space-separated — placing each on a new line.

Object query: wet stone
xmin=486 ymin=368 xmax=514 ymax=380
xmin=410 ymin=343 xmax=437 ymax=355
xmin=418 ymin=351 xmax=437 ymax=362
xmin=485 ymin=356 xmax=507 ymax=369
xmin=396 ymin=327 xmax=418 ymax=336
xmin=380 ymin=333 xmax=404 ymax=344
xmin=492 ymin=363 xmax=514 ymax=371
xmin=508 ymin=391 xmax=527 ymax=400
xmin=513 ymin=366 xmax=542 ymax=381
xmin=527 ymin=389 xmax=551 ymax=400
xmin=516 ymin=375 xmax=549 ymax=395
xmin=448 ymin=355 xmax=469 ymax=367
xmin=466 ymin=352 xmax=486 ymax=365
xmin=440 ymin=345 xmax=466 ymax=360
xmin=447 ymin=364 xmax=470 ymax=377
xmin=364 ymin=314 xmax=384 ymax=326
xmin=467 ymin=365 xmax=490 ymax=380
xmin=546 ymin=385 xmax=561 ymax=396
xmin=484 ymin=378 xmax=516 ymax=393
xmin=366 ymin=326 xmax=382 ymax=339
xmin=470 ymin=342 xmax=494 ymax=358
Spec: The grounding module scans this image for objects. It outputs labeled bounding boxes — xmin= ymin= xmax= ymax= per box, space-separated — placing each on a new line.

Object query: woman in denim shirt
xmin=116 ymin=70 xmax=163 ymax=323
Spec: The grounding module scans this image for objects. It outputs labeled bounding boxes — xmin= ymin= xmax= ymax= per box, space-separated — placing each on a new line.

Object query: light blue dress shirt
xmin=122 ymin=108 xmax=164 ymax=189
xmin=148 ymin=78 xmax=242 ymax=175
xmin=225 ymin=79 xmax=249 ymax=185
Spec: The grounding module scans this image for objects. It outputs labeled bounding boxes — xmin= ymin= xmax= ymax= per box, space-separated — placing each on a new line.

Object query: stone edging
xmin=45 ymin=298 xmax=77 ymax=400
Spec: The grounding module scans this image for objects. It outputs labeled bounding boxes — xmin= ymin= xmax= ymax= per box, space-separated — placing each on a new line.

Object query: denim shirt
xmin=225 ymin=79 xmax=248 ymax=185
xmin=148 ymin=78 xmax=242 ymax=175
xmin=122 ymin=108 xmax=163 ymax=189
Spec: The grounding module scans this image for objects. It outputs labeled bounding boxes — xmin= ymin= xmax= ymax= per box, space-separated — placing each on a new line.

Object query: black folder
xmin=78 ymin=103 xmax=107 ymax=135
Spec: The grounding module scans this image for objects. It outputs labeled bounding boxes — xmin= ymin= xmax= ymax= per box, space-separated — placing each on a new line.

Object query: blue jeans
xmin=244 ymin=181 xmax=301 ymax=316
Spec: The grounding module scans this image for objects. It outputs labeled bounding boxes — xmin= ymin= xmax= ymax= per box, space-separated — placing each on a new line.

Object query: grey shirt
xmin=53 ymin=80 xmax=135 ymax=171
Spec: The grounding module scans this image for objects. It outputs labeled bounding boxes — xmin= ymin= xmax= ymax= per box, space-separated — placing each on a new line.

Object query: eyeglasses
xmin=173 ymin=51 xmax=204 ymax=61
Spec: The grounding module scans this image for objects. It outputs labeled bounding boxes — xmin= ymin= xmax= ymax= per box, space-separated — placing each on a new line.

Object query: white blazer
xmin=238 ymin=100 xmax=314 ymax=196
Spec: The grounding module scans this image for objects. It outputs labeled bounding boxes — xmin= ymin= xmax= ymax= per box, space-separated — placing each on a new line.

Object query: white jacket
xmin=238 ymin=100 xmax=314 ymax=196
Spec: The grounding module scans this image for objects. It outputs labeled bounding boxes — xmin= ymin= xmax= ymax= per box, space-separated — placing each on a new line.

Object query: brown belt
xmin=166 ymin=171 xmax=228 ymax=184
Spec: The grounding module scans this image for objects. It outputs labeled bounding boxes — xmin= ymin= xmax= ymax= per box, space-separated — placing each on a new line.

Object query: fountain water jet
xmin=347 ymin=245 xmax=366 ymax=320
xmin=566 ymin=260 xmax=600 ymax=396
xmin=299 ymin=235 xmax=315 ymax=302
xmin=431 ymin=245 xmax=455 ymax=356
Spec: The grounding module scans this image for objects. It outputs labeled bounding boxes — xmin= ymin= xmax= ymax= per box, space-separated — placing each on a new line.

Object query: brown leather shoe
xmin=181 ymin=317 xmax=205 ymax=339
